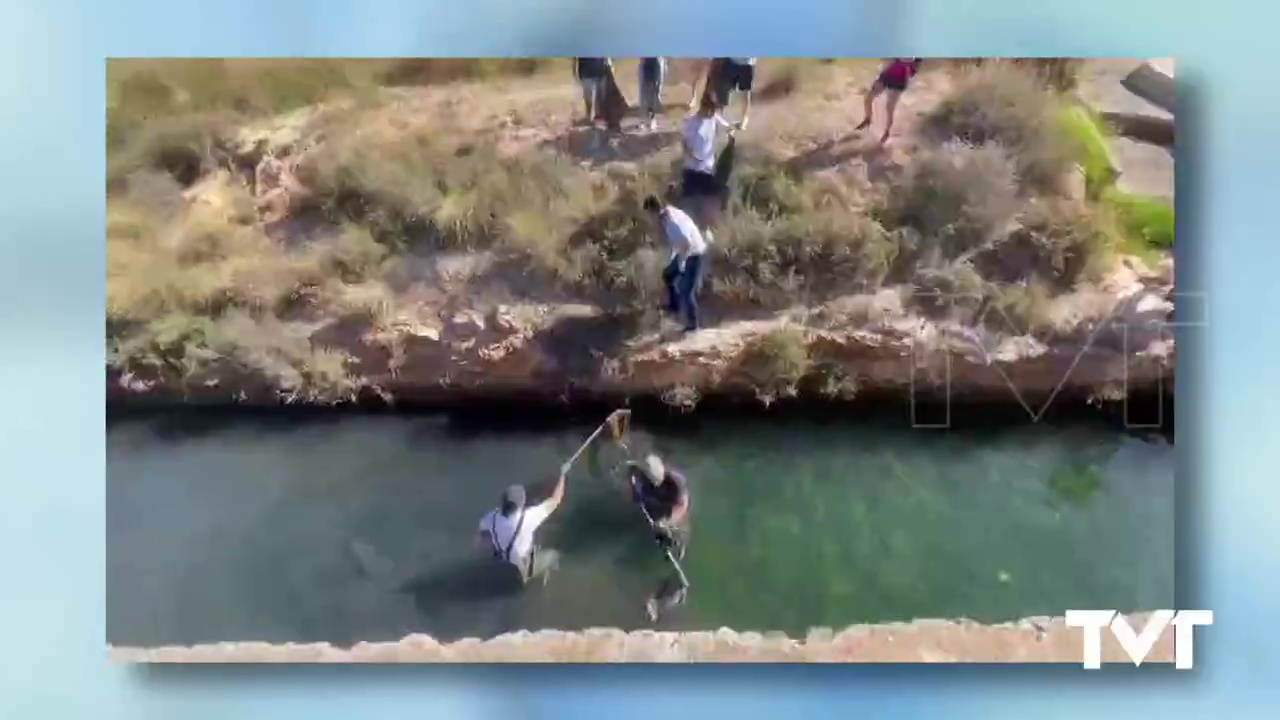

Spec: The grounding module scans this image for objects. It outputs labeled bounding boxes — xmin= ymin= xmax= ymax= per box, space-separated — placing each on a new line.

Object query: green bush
xmin=1057 ymin=105 xmax=1117 ymax=197
xmin=1103 ymin=191 xmax=1174 ymax=256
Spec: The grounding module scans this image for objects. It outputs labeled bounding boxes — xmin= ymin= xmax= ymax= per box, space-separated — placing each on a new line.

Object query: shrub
xmin=1103 ymin=191 xmax=1174 ymax=256
xmin=737 ymin=325 xmax=811 ymax=404
xmin=307 ymin=134 xmax=600 ymax=273
xmin=730 ymin=150 xmax=810 ymax=220
xmin=879 ymin=140 xmax=1021 ymax=264
xmin=984 ymin=280 xmax=1056 ymax=336
xmin=1057 ymin=105 xmax=1117 ymax=197
xmin=925 ymin=63 xmax=1075 ymax=194
xmin=976 ymin=199 xmax=1113 ymax=290
xmin=716 ymin=208 xmax=897 ymax=307
xmin=807 ymin=360 xmax=860 ymax=400
xmin=909 ymin=261 xmax=987 ymax=322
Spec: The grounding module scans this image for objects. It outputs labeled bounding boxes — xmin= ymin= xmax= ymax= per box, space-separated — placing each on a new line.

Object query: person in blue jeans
xmin=638 ymin=57 xmax=667 ymax=132
xmin=644 ymin=194 xmax=708 ymax=333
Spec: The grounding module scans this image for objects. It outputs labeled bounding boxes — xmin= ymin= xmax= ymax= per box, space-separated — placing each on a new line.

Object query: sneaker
xmin=648 ymin=118 xmax=658 ymax=132
xmin=704 ymin=229 xmax=714 ymax=244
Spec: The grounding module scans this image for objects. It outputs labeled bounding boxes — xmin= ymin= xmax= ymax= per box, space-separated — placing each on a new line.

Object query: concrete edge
xmin=108 ymin=613 xmax=1176 ymax=664
xmin=1121 ymin=59 xmax=1175 ymax=114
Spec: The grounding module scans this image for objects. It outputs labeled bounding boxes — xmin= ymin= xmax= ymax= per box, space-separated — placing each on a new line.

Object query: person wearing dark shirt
xmin=856 ymin=58 xmax=923 ymax=145
xmin=626 ymin=453 xmax=691 ymax=621
xmin=574 ymin=57 xmax=612 ymax=125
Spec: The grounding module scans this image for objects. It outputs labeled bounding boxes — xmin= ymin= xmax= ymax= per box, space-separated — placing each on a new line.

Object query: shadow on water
xmin=395 ymin=559 xmax=527 ymax=639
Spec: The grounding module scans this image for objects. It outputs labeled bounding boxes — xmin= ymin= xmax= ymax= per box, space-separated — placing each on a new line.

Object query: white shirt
xmin=661 ymin=206 xmax=707 ymax=258
xmin=681 ymin=113 xmax=732 ymax=174
xmin=478 ymin=502 xmax=552 ymax=565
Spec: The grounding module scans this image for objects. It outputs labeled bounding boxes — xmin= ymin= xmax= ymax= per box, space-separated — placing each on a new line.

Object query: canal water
xmin=106 ymin=411 xmax=1174 ymax=647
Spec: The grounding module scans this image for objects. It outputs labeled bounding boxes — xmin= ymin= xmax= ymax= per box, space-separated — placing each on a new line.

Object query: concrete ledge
xmin=1121 ymin=59 xmax=1175 ymax=114
xmin=108 ymin=613 xmax=1175 ymax=664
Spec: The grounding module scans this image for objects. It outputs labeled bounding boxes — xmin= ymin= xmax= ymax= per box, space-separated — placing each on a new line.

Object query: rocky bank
xmin=108 ymin=260 xmax=1175 ymax=412
xmin=109 ymin=613 xmax=1175 ymax=663
xmin=106 ymin=59 xmax=1177 ymax=413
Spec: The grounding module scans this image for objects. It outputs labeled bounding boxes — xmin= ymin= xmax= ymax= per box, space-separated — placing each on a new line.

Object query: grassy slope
xmin=106 ymin=59 xmax=1174 ymax=404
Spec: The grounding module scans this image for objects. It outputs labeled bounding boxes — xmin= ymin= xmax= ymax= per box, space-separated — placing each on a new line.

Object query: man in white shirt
xmin=644 ymin=194 xmax=708 ymax=333
xmin=475 ymin=465 xmax=568 ymax=585
xmin=680 ymin=95 xmax=735 ymax=235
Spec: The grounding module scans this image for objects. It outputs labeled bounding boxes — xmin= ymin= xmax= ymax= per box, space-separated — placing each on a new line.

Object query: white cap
xmin=643 ymin=454 xmax=665 ymax=483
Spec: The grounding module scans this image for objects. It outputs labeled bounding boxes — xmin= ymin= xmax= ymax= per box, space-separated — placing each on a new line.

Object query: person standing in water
xmin=638 ymin=57 xmax=667 ymax=132
xmin=475 ymin=464 xmax=569 ymax=585
xmin=625 ymin=453 xmax=692 ymax=621
xmin=856 ymin=58 xmax=923 ymax=145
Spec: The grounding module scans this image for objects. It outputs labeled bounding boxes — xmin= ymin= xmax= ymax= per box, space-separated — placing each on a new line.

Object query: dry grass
xmin=924 ymin=62 xmax=1076 ymax=194
xmin=106 ymin=178 xmax=397 ymax=402
xmin=305 ymin=131 xmax=607 ymax=277
xmin=105 ymin=58 xmax=1164 ymax=401
xmin=107 ymin=59 xmax=559 ymax=186
xmin=880 ymin=140 xmax=1022 ymax=266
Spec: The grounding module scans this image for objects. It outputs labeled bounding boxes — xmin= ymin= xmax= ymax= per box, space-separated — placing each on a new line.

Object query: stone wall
xmin=109 ymin=614 xmax=1174 ymax=664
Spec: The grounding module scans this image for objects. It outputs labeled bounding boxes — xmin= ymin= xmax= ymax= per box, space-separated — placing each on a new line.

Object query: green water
xmin=106 ymin=413 xmax=1173 ymax=646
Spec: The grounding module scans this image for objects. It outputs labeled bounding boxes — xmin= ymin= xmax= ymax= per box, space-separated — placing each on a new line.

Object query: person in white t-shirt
xmin=475 ymin=465 xmax=568 ymax=585
xmin=644 ymin=194 xmax=708 ymax=333
xmin=680 ymin=95 xmax=735 ymax=234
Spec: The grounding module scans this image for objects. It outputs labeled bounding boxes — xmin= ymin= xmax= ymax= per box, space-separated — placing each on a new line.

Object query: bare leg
xmin=688 ymin=60 xmax=709 ymax=109
xmin=703 ymin=197 xmax=722 ymax=232
xmin=738 ymin=90 xmax=752 ymax=128
xmin=880 ymin=89 xmax=903 ymax=144
xmin=857 ymin=81 xmax=884 ymax=130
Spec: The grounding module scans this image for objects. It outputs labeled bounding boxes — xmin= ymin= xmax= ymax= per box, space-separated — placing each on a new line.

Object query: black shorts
xmin=878 ymin=71 xmax=909 ymax=92
xmin=681 ymin=169 xmax=722 ymax=198
xmin=722 ymin=60 xmax=755 ymax=92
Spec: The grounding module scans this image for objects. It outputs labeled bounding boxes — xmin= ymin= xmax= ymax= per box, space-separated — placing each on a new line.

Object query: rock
xmin=392 ymin=317 xmax=441 ymax=342
xmin=118 ymin=372 xmax=155 ymax=393
xmin=106 ymin=612 xmax=1177 ymax=663
xmin=1121 ymin=58 xmax=1175 ymax=114
xmin=446 ymin=310 xmax=486 ymax=339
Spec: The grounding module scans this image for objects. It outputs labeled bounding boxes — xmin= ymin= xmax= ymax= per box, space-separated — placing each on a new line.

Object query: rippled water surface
xmin=107 ymin=413 xmax=1174 ymax=645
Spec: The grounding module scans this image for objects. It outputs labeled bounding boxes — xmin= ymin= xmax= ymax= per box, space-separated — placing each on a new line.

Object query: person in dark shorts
xmin=712 ymin=57 xmax=756 ymax=128
xmin=689 ymin=58 xmax=755 ymax=125
xmin=856 ymin=58 xmax=923 ymax=145
xmin=626 ymin=453 xmax=692 ymax=621
xmin=573 ymin=57 xmax=611 ymax=125
xmin=680 ymin=95 xmax=735 ymax=237
xmin=639 ymin=57 xmax=667 ymax=132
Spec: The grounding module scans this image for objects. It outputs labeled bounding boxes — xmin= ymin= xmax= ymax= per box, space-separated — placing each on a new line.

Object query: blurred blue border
xmin=1 ymin=0 xmax=1276 ymax=717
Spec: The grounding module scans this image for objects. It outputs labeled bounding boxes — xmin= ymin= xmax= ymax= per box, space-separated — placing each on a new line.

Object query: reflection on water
xmin=106 ymin=413 xmax=1174 ymax=645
